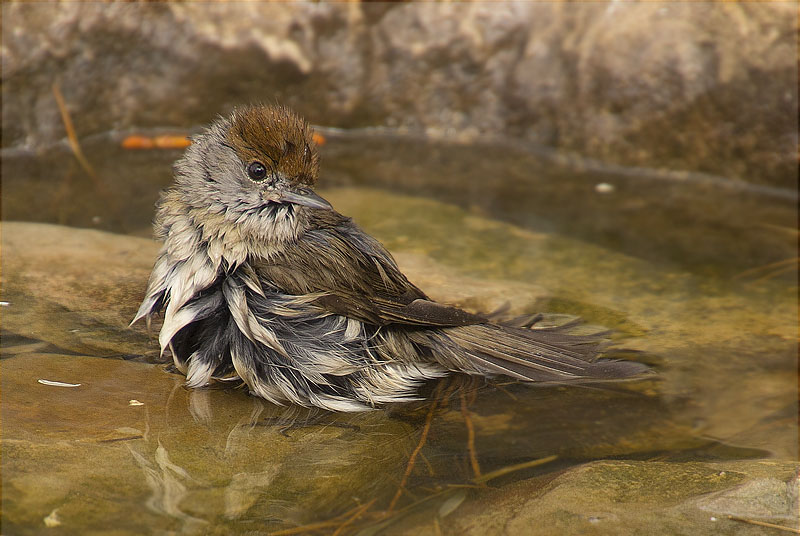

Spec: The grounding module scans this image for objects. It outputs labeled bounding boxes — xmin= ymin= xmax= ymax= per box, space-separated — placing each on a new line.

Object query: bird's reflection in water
xmin=123 ymin=380 xmax=424 ymax=530
xmin=127 ymin=439 xmax=208 ymax=533
xmin=121 ymin=373 xmax=764 ymax=534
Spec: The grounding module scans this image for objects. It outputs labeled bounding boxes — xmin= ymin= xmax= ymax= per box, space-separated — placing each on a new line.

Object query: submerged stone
xmin=387 ymin=460 xmax=799 ymax=535
xmin=2 ymin=354 xmax=415 ymax=534
xmin=1 ymin=185 xmax=796 ymax=534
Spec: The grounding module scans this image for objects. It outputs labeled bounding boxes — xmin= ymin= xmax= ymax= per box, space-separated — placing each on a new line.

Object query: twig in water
xmin=418 ymin=450 xmax=436 ymax=477
xmin=492 ymin=381 xmax=519 ymax=401
xmin=387 ymin=383 xmax=444 ymax=513
xmin=728 ymin=516 xmax=800 ymax=534
xmin=473 ymin=455 xmax=558 ymax=485
xmin=732 ymin=224 xmax=798 ymax=283
xmin=433 ymin=517 xmax=443 ymax=536
xmin=460 ymin=389 xmax=482 ymax=481
xmin=734 ymin=258 xmax=798 ymax=282
xmin=331 ymin=499 xmax=376 ymax=536
xmin=267 ymin=500 xmax=376 ymax=536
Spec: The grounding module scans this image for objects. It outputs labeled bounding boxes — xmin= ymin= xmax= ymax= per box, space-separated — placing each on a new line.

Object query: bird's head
xmin=173 ymin=104 xmax=331 ymax=217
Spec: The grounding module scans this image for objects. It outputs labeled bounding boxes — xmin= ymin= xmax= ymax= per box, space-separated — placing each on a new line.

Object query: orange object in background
xmin=153 ymin=135 xmax=191 ymax=149
xmin=121 ymin=135 xmax=155 ymax=149
xmin=123 ymin=132 xmax=317 ymax=149
xmin=121 ymin=135 xmax=190 ymax=149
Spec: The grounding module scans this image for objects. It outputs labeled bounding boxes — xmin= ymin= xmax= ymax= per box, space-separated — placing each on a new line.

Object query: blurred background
xmin=2 ymin=2 xmax=797 ymax=277
xmin=2 ymin=3 xmax=798 ymax=535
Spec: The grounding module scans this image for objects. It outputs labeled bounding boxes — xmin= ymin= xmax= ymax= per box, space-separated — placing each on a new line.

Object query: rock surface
xmin=387 ymin=459 xmax=800 ymax=535
xmin=2 ymin=353 xmax=417 ymax=534
xmin=2 ymin=183 xmax=796 ymax=461
xmin=2 ymin=187 xmax=796 ymax=534
xmin=2 ymin=2 xmax=796 ymax=188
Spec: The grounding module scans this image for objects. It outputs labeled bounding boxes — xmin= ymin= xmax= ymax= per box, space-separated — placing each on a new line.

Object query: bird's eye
xmin=247 ymin=161 xmax=268 ymax=182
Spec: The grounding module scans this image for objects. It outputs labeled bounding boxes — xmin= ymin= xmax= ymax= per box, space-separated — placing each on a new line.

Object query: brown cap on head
xmin=226 ymin=105 xmax=320 ymax=186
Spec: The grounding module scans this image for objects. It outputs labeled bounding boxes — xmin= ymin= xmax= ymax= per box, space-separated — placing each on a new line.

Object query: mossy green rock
xmin=388 ymin=460 xmax=799 ymax=535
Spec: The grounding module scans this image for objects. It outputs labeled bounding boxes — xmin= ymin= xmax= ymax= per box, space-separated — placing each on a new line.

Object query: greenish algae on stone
xmin=385 ymin=460 xmax=799 ymax=536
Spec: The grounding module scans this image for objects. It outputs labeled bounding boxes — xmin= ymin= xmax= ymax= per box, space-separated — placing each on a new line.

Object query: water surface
xmin=2 ymin=129 xmax=797 ymax=534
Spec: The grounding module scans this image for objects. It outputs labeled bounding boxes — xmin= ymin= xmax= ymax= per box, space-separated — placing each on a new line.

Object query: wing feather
xmin=252 ymin=212 xmax=485 ymax=328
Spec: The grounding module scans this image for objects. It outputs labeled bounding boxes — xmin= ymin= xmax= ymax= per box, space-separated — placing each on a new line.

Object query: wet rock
xmin=2 ymin=353 xmax=417 ymax=534
xmin=387 ymin=460 xmax=799 ymax=535
xmin=696 ymin=474 xmax=800 ymax=521
xmin=2 ymin=3 xmax=795 ymax=188
xmin=2 ymin=222 xmax=160 ymax=358
xmin=3 ymin=182 xmax=797 ymax=462
xmin=3 ymin=179 xmax=796 ymax=462
xmin=1 ymin=188 xmax=796 ymax=534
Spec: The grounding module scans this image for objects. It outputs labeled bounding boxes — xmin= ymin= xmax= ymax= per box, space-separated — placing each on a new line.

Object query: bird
xmin=132 ymin=104 xmax=647 ymax=412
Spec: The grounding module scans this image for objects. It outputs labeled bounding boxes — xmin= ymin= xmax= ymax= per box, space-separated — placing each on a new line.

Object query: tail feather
xmin=448 ymin=329 xmax=589 ymax=375
xmin=444 ymin=323 xmax=647 ymax=383
xmin=462 ymin=350 xmax=567 ymax=382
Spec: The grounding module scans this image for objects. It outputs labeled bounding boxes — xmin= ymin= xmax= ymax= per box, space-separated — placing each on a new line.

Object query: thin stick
xmin=268 ymin=500 xmax=373 ymax=536
xmin=492 ymin=381 xmax=518 ymax=387
xmin=52 ymin=83 xmax=98 ymax=182
xmin=440 ymin=377 xmax=461 ymax=406
xmin=52 ymin=82 xmax=125 ymax=230
xmin=753 ymin=263 xmax=798 ymax=283
xmin=734 ymin=258 xmax=797 ymax=280
xmin=387 ymin=384 xmax=443 ymax=513
xmin=467 ymin=383 xmax=478 ymax=405
xmin=394 ymin=484 xmax=417 ymax=502
xmin=492 ymin=382 xmax=519 ymax=401
xmin=473 ymin=454 xmax=557 ymax=485
xmin=418 ymin=450 xmax=436 ymax=477
xmin=268 ymin=520 xmax=341 ymax=535
xmin=460 ymin=389 xmax=482 ymax=480
xmin=728 ymin=516 xmax=800 ymax=534
xmin=331 ymin=499 xmax=376 ymax=536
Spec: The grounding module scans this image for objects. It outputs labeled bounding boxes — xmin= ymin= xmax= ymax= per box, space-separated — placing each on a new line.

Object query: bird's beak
xmin=274 ymin=187 xmax=333 ymax=210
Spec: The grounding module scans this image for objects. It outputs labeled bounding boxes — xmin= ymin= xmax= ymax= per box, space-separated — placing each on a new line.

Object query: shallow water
xmin=2 ymin=130 xmax=798 ymax=534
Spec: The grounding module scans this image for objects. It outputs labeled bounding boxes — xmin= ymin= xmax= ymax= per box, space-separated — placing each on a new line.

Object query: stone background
xmin=2 ymin=2 xmax=797 ymax=189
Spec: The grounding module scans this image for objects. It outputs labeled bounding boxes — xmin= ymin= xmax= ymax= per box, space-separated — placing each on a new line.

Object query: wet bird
xmin=133 ymin=105 xmax=646 ymax=411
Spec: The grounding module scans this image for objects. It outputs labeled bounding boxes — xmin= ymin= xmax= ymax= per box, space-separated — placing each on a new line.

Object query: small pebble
xmin=43 ymin=509 xmax=61 ymax=528
xmin=595 ymin=182 xmax=615 ymax=194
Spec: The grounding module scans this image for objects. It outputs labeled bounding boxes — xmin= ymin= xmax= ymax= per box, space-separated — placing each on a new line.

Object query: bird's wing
xmin=251 ymin=212 xmax=485 ymax=327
